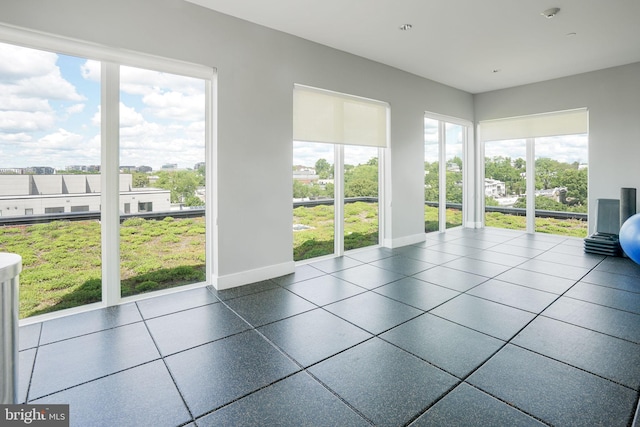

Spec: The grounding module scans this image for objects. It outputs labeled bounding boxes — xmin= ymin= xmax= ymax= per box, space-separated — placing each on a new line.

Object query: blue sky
xmin=0 ymin=42 xmax=205 ymax=171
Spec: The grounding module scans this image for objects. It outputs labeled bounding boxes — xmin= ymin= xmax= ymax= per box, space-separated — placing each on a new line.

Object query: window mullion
xmin=334 ymin=145 xmax=345 ymax=256
xmin=101 ymin=62 xmax=121 ymax=306
xmin=526 ymin=138 xmax=536 ymax=233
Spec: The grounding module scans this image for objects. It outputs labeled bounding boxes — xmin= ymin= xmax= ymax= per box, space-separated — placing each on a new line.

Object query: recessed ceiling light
xmin=399 ymin=24 xmax=412 ymax=31
xmin=541 ymin=7 xmax=560 ymax=18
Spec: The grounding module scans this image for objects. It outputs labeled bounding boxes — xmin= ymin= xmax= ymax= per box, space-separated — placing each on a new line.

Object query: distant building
xmin=194 ymin=162 xmax=205 ymax=171
xmin=485 ymin=178 xmax=505 ymax=197
xmin=25 ymin=166 xmax=55 ymax=175
xmin=136 ymin=165 xmax=152 ymax=173
xmin=65 ymin=165 xmax=100 ymax=173
xmin=293 ymin=169 xmax=318 ymax=184
xmin=161 ymin=163 xmax=178 ymax=170
xmin=119 ymin=166 xmax=136 ymax=173
xmin=0 ymin=174 xmax=170 ymax=217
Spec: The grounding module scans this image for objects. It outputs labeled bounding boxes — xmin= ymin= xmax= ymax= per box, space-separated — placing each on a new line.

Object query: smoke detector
xmin=541 ymin=8 xmax=560 ymax=18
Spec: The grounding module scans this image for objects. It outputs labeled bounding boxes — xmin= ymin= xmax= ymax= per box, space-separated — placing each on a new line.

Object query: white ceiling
xmin=186 ymin=0 xmax=640 ymax=93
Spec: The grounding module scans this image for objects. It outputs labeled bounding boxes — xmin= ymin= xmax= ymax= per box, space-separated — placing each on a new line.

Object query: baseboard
xmin=466 ymin=221 xmax=483 ymax=229
xmin=212 ymin=261 xmax=295 ymax=290
xmin=383 ymin=233 xmax=426 ymax=249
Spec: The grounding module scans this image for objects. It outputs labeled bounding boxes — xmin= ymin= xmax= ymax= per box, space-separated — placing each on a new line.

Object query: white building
xmin=0 ymin=174 xmax=171 ymax=217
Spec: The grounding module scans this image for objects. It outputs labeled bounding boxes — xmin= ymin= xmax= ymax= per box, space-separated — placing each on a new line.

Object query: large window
xmin=480 ymin=109 xmax=588 ymax=237
xmin=292 ymin=85 xmax=387 ymax=261
xmin=424 ymin=114 xmax=470 ymax=233
xmin=0 ymin=29 xmax=213 ymax=319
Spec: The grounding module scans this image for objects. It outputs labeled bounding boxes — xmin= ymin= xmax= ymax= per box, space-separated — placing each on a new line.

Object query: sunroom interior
xmin=1 ymin=0 xmax=640 ymax=426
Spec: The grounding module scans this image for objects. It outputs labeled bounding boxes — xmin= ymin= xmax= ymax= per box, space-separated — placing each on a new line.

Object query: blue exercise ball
xmin=620 ymin=213 xmax=640 ymax=264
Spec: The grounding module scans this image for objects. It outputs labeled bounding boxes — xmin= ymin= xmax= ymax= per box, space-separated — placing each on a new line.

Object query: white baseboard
xmin=466 ymin=221 xmax=483 ymax=229
xmin=212 ymin=261 xmax=295 ymax=290
xmin=383 ymin=233 xmax=426 ymax=249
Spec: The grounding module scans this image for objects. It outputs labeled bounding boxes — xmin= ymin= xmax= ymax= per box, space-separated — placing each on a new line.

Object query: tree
xmin=315 ymin=158 xmax=332 ymax=179
xmin=132 ymin=172 xmax=149 ymax=188
xmin=344 ymin=164 xmax=378 ymax=197
xmin=155 ymin=170 xmax=200 ymax=204
xmin=293 ymin=180 xmax=309 ymax=199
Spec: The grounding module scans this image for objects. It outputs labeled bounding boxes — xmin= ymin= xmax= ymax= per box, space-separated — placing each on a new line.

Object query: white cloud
xmin=66 ymin=103 xmax=85 ymax=114
xmin=0 ymin=110 xmax=56 ymax=133
xmin=80 ymin=60 xmax=100 ymax=82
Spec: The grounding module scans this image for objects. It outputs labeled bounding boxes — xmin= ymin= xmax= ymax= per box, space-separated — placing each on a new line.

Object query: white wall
xmin=0 ymin=0 xmax=474 ymax=286
xmin=474 ymin=62 xmax=640 ymax=234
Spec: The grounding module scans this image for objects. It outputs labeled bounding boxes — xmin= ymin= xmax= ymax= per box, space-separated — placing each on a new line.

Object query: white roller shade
xmin=293 ymin=85 xmax=389 ymax=147
xmin=479 ymin=108 xmax=588 ymax=142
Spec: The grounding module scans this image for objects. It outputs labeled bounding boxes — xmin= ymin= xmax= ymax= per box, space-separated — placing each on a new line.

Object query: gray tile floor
xmin=17 ymin=228 xmax=640 ymax=426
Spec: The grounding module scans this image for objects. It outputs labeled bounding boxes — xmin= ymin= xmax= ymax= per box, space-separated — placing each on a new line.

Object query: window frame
xmin=0 ymin=24 xmax=217 ymax=320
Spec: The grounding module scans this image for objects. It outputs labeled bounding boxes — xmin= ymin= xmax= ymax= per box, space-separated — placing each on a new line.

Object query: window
xmin=120 ymin=65 xmax=206 ymax=298
xmin=44 ymin=207 xmax=65 ymax=214
xmin=124 ymin=203 xmax=130 ymax=214
xmin=0 ymin=27 xmax=213 ymax=319
xmin=137 ymin=202 xmax=153 ymax=212
xmin=293 ymin=85 xmax=387 ymax=261
xmin=480 ymin=109 xmax=588 ymax=236
xmin=424 ymin=114 xmax=471 ymax=233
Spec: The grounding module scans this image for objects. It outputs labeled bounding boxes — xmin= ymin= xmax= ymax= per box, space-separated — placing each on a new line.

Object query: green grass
xmin=293 ymin=201 xmax=379 ymax=261
xmin=1 ymin=204 xmax=587 ymax=318
xmin=0 ymin=217 xmax=205 ymax=319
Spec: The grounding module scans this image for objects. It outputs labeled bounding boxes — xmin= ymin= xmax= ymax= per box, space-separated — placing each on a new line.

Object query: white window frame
xmin=0 ymin=24 xmax=217 ymax=319
xmin=424 ymin=112 xmax=475 ymax=232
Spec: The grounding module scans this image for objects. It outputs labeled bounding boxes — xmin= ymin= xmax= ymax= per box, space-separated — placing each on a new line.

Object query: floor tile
xmin=197 ymin=372 xmax=369 ymax=427
xmin=517 ymin=259 xmax=590 ymax=280
xmin=542 ymin=297 xmax=640 ymax=344
xmin=441 ymin=257 xmax=511 ymax=278
xmin=224 ymin=287 xmax=316 ymax=327
xmin=212 ymin=280 xmax=280 ymax=301
xmin=146 ymin=303 xmax=250 ymax=355
xmin=258 ymin=309 xmax=372 ymax=367
xmin=18 ymin=348 xmax=36 ymax=404
xmin=166 ymin=330 xmax=299 ymax=418
xmin=513 ymin=316 xmax=640 ymax=389
xmin=271 ymin=265 xmax=325 ymax=286
xmin=32 ymin=361 xmax=192 ymax=427
xmin=345 ymin=246 xmax=394 ymax=263
xmin=284 ymin=275 xmax=365 ymax=306
xmin=374 ymin=277 xmax=459 ymax=311
xmin=19 ymin=322 xmax=41 ymax=351
xmin=308 ymin=256 xmax=363 ymax=273
xmin=412 ymin=266 xmax=487 ymax=292
xmin=581 ymin=269 xmax=640 ymax=293
xmin=467 ymin=344 xmax=637 ymax=426
xmin=39 ymin=303 xmax=142 ymax=345
xmin=136 ymin=286 xmax=218 ymax=319
xmin=447 ymin=237 xmax=497 ymax=250
xmin=486 ymin=243 xmax=545 ymax=259
xmin=331 ymin=264 xmax=405 ymax=289
xmin=381 ymin=314 xmax=504 ymax=378
xmin=467 ymin=250 xmax=529 ymax=267
xmin=411 ymin=382 xmax=545 ymax=427
xmin=325 ymin=292 xmax=422 ymax=334
xmin=309 ymin=338 xmax=458 ymax=427
xmin=29 ymin=322 xmax=159 ymax=399
xmin=566 ymin=281 xmax=640 ymax=314
xmin=494 ymin=268 xmax=576 ymax=294
xmin=595 ymin=257 xmax=640 ymax=278
xmin=548 ymin=242 xmax=592 ymax=256
xmin=533 ymin=251 xmax=604 ymax=269
xmin=370 ymin=255 xmax=435 ymax=276
xmin=426 ymin=243 xmax=481 ymax=257
xmin=506 ymin=237 xmax=558 ymax=251
xmin=430 ymin=294 xmax=535 ymax=341
xmin=404 ymin=248 xmax=461 ymax=265
xmin=467 ymin=279 xmax=557 ymax=313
